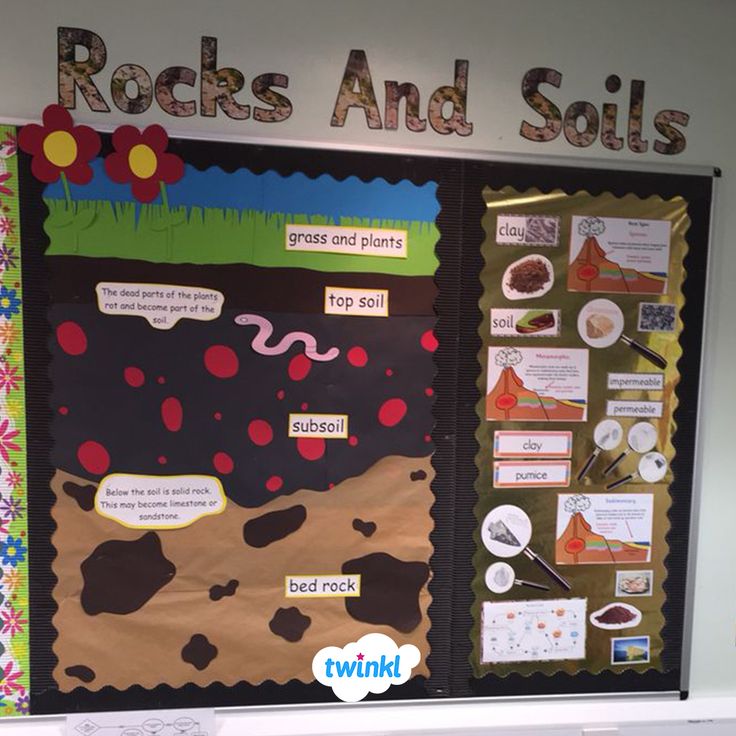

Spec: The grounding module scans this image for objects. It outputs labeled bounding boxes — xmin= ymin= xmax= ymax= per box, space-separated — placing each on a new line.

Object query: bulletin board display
xmin=459 ymin=161 xmax=711 ymax=698
xmin=0 ymin=112 xmax=713 ymax=715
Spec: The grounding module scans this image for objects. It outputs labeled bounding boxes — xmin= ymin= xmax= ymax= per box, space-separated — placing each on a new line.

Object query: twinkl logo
xmin=312 ymin=633 xmax=420 ymax=702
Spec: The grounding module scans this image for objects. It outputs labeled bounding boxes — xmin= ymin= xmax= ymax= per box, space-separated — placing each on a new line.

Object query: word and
xmin=285 ymin=574 xmax=361 ymax=598
xmin=95 ymin=474 xmax=226 ymax=529
xmin=286 ymin=224 xmax=407 ymax=259
xmin=324 ymin=286 xmax=389 ymax=317
xmin=520 ymin=69 xmax=689 ymax=155
xmin=58 ymin=27 xmax=291 ymax=121
xmin=96 ymin=282 xmax=223 ymax=329
xmin=331 ymin=50 xmax=472 ymax=136
xmin=288 ymin=413 xmax=349 ymax=439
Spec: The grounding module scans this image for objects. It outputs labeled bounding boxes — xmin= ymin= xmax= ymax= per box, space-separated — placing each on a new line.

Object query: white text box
xmin=285 ymin=574 xmax=361 ymax=598
xmin=324 ymin=286 xmax=389 ymax=317
xmin=95 ymin=474 xmax=226 ymax=529
xmin=493 ymin=461 xmax=571 ymax=488
xmin=607 ymin=400 xmax=663 ymax=418
xmin=493 ymin=431 xmax=572 ymax=458
xmin=607 ymin=373 xmax=664 ymax=391
xmin=288 ymin=413 xmax=349 ymax=439
xmin=96 ymin=282 xmax=223 ymax=330
xmin=286 ymin=224 xmax=407 ymax=258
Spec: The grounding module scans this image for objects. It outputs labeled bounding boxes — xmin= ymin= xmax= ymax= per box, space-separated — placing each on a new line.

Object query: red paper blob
xmin=56 ymin=321 xmax=87 ymax=356
xmin=77 ymin=440 xmax=110 ymax=475
xmin=266 ymin=475 xmax=283 ymax=492
xmin=288 ymin=353 xmax=312 ymax=381
xmin=248 ymin=419 xmax=273 ymax=446
xmin=420 ymin=329 xmax=438 ymax=352
xmin=161 ymin=396 xmax=183 ymax=432
xmin=297 ymin=437 xmax=325 ymax=461
xmin=124 ymin=366 xmax=145 ymax=388
xmin=204 ymin=345 xmax=239 ymax=378
xmin=347 ymin=346 xmax=368 ymax=367
xmin=378 ymin=398 xmax=407 ymax=427
xmin=213 ymin=451 xmax=234 ymax=474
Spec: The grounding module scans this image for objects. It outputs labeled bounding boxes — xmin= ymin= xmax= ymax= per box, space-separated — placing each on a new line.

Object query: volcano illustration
xmin=486 ymin=366 xmax=585 ymax=421
xmin=567 ymin=236 xmax=666 ymax=294
xmin=556 ymin=511 xmax=650 ymax=564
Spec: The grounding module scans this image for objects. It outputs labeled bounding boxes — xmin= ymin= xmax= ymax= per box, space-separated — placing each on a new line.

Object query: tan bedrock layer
xmin=51 ymin=454 xmax=435 ymax=691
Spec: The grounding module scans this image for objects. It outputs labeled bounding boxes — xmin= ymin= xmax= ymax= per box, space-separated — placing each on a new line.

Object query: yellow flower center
xmin=1 ymin=298 xmax=9 ymax=309
xmin=42 ymin=130 xmax=78 ymax=168
xmin=6 ymin=546 xmax=15 ymax=556
xmin=128 ymin=144 xmax=158 ymax=179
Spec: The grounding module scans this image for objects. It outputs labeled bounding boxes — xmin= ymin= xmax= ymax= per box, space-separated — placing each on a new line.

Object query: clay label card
xmin=555 ymin=493 xmax=654 ymax=565
xmin=493 ymin=460 xmax=571 ymax=488
xmin=496 ymin=214 xmax=560 ymax=246
xmin=480 ymin=598 xmax=586 ymax=663
xmin=568 ymin=216 xmax=670 ymax=295
xmin=486 ymin=347 xmax=589 ymax=422
xmin=493 ymin=430 xmax=572 ymax=458
xmin=490 ymin=308 xmax=560 ymax=337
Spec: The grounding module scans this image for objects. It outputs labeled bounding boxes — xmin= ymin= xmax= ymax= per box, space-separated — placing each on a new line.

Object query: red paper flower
xmin=18 ymin=104 xmax=100 ymax=184
xmin=105 ymin=125 xmax=184 ymax=203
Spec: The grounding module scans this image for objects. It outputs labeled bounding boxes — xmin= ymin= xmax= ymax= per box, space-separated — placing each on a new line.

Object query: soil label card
xmin=480 ymin=598 xmax=586 ymax=663
xmin=555 ymin=493 xmax=654 ymax=565
xmin=490 ymin=308 xmax=560 ymax=337
xmin=486 ymin=347 xmax=589 ymax=422
xmin=568 ymin=216 xmax=670 ymax=294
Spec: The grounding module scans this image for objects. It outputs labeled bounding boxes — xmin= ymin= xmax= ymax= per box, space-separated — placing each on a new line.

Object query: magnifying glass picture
xmin=577 ymin=418 xmax=623 ymax=481
xmin=485 ymin=561 xmax=550 ymax=594
xmin=481 ymin=504 xmax=571 ymax=591
xmin=606 ymin=451 xmax=668 ymax=490
xmin=577 ymin=298 xmax=667 ymax=370
xmin=603 ymin=421 xmax=658 ymax=477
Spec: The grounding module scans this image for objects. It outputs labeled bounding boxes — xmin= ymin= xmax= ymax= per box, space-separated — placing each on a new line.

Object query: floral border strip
xmin=0 ymin=125 xmax=29 ymax=716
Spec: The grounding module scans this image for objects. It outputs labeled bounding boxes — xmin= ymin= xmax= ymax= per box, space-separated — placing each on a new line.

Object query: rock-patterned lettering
xmin=57 ymin=27 xmax=110 ymax=111
xmin=331 ymin=49 xmax=382 ymax=129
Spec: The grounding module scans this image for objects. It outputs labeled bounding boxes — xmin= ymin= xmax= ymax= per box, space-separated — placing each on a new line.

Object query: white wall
xmin=0 ymin=0 xmax=734 ymax=705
